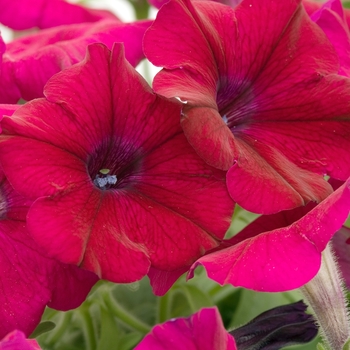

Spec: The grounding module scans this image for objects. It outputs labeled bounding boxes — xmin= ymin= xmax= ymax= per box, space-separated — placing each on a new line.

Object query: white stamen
xmin=94 ymin=174 xmax=117 ymax=189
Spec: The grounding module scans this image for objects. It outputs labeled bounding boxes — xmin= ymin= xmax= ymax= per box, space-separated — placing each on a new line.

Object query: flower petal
xmin=1 ymin=20 xmax=151 ymax=102
xmin=0 ymin=0 xmax=116 ymax=30
xmin=0 ymin=220 xmax=97 ymax=337
xmin=27 ymin=188 xmax=151 ymax=282
xmin=135 ymin=307 xmax=237 ymax=350
xmin=189 ymin=180 xmax=350 ymax=291
xmin=226 ymin=137 xmax=333 ymax=213
xmin=181 ymin=107 xmax=237 ymax=171
xmin=144 ymin=0 xmax=219 ymax=107
xmin=310 ymin=0 xmax=350 ymax=77
xmin=0 ymin=330 xmax=41 ymax=350
xmin=147 ymin=267 xmax=188 ymax=296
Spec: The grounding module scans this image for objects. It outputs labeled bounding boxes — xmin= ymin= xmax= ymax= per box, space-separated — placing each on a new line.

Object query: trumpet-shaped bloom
xmin=0 ymin=330 xmax=41 ymax=350
xmin=0 ymin=19 xmax=151 ymax=103
xmin=135 ymin=307 xmax=237 ymax=350
xmin=0 ymin=168 xmax=98 ymax=338
xmin=0 ymin=43 xmax=234 ymax=284
xmin=144 ymin=0 xmax=350 ymax=214
xmin=0 ymin=0 xmax=116 ymax=30
xmin=188 ymin=179 xmax=350 ymax=291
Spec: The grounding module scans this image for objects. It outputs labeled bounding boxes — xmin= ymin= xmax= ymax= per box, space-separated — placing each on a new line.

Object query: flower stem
xmin=102 ymin=290 xmax=151 ymax=334
xmin=300 ymin=243 xmax=350 ymax=350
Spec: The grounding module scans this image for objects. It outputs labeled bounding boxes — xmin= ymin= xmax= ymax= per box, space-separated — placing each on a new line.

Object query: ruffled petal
xmin=189 ymin=180 xmax=350 ymax=291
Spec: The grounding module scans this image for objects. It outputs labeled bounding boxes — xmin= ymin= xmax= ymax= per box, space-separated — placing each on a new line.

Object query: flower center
xmin=93 ymin=169 xmax=117 ymax=190
xmin=87 ymin=137 xmax=143 ymax=191
xmin=218 ymin=84 xmax=256 ymax=132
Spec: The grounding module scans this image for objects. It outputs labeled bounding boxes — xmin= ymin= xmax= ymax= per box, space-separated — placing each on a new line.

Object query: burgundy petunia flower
xmin=0 ymin=0 xmax=116 ymax=30
xmin=144 ymin=0 xmax=350 ymax=214
xmin=135 ymin=307 xmax=237 ymax=350
xmin=0 ymin=43 xmax=234 ymax=285
xmin=0 ymin=167 xmax=98 ymax=338
xmin=0 ymin=330 xmax=41 ymax=350
xmin=0 ymin=18 xmax=151 ymax=103
xmin=188 ymin=179 xmax=350 ymax=291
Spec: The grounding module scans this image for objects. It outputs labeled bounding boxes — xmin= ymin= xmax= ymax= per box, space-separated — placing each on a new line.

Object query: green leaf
xmin=117 ymin=333 xmax=144 ymax=350
xmin=228 ymin=289 xmax=300 ymax=329
xmin=180 ymin=284 xmax=214 ymax=311
xmin=109 ymin=279 xmax=157 ymax=328
xmin=29 ymin=321 xmax=56 ymax=338
xmin=343 ymin=339 xmax=350 ymax=350
xmin=97 ymin=307 xmax=123 ymax=350
xmin=216 ymin=288 xmax=242 ymax=328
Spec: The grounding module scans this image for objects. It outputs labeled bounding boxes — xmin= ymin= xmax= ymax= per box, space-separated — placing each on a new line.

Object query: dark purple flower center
xmin=87 ymin=136 xmax=143 ymax=190
xmin=218 ymin=84 xmax=256 ymax=132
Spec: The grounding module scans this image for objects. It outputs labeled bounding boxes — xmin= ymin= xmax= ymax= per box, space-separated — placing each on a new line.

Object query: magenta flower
xmin=0 ymin=43 xmax=234 ymax=284
xmin=304 ymin=0 xmax=350 ymax=29
xmin=0 ymin=18 xmax=151 ymax=103
xmin=135 ymin=307 xmax=237 ymax=350
xmin=0 ymin=330 xmax=41 ymax=350
xmin=188 ymin=179 xmax=350 ymax=291
xmin=136 ymin=302 xmax=317 ymax=350
xmin=0 ymin=0 xmax=116 ymax=30
xmin=144 ymin=0 xmax=350 ymax=214
xmin=0 ymin=167 xmax=98 ymax=337
xmin=0 ymin=105 xmax=20 ymax=129
xmin=308 ymin=0 xmax=350 ymax=77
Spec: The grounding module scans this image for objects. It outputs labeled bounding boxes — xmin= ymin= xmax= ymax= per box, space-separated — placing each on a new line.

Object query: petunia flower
xmin=304 ymin=0 xmax=350 ymax=29
xmin=188 ymin=179 xmax=350 ymax=292
xmin=0 ymin=330 xmax=41 ymax=350
xmin=0 ymin=0 xmax=116 ymax=30
xmin=135 ymin=307 xmax=237 ymax=350
xmin=308 ymin=0 xmax=350 ymax=77
xmin=0 ymin=165 xmax=98 ymax=338
xmin=143 ymin=0 xmax=350 ymax=214
xmin=135 ymin=302 xmax=317 ymax=350
xmin=0 ymin=18 xmax=151 ymax=103
xmin=0 ymin=43 xmax=234 ymax=285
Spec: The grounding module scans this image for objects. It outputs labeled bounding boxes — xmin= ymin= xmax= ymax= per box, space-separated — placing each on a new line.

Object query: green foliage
xmin=343 ymin=339 xmax=350 ymax=350
xmin=29 ymin=321 xmax=56 ymax=338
